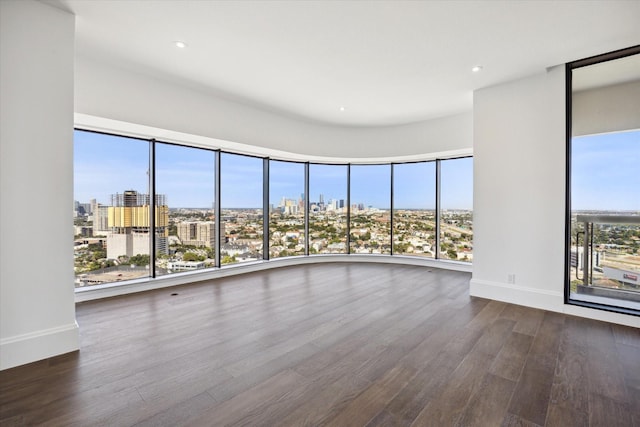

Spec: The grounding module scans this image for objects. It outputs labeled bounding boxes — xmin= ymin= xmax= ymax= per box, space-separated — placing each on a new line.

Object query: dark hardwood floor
xmin=1 ymin=263 xmax=638 ymax=426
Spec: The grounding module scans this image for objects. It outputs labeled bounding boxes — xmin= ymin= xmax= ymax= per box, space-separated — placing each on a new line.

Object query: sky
xmin=571 ymin=130 xmax=640 ymax=211
xmin=75 ymin=130 xmax=475 ymax=209
xmin=270 ymin=160 xmax=305 ymax=205
xmin=77 ymin=126 xmax=640 ymax=212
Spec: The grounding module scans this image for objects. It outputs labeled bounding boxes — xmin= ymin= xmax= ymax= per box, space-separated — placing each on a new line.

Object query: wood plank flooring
xmin=1 ymin=263 xmax=638 ymax=426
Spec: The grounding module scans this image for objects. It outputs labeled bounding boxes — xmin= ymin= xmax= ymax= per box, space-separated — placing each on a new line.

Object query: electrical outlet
xmin=507 ymin=274 xmax=516 ymax=284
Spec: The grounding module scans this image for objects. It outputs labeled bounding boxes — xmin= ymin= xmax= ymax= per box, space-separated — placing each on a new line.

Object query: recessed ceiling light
xmin=472 ymin=65 xmax=483 ymax=73
xmin=174 ymin=41 xmax=187 ymax=49
xmin=339 ymin=106 xmax=346 ymax=111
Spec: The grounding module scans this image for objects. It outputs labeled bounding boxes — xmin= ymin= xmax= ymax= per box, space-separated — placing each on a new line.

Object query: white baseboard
xmin=76 ymin=255 xmax=472 ymax=302
xmin=470 ymin=279 xmax=640 ymax=328
xmin=0 ymin=322 xmax=80 ymax=370
xmin=561 ymin=304 xmax=640 ymax=328
xmin=470 ymin=279 xmax=563 ymax=311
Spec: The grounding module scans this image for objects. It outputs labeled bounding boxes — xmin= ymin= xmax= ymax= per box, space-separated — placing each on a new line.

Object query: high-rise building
xmin=92 ymin=203 xmax=109 ymax=236
xmin=78 ymin=202 xmax=91 ymax=215
xmin=106 ymin=190 xmax=169 ymax=259
xmin=74 ymin=200 xmax=93 ymax=217
xmin=111 ymin=191 xmax=166 ymax=207
xmin=177 ymin=221 xmax=225 ymax=248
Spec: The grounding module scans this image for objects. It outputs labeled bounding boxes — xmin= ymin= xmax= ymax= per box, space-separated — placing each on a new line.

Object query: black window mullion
xmin=564 ymin=63 xmax=572 ymax=304
xmin=347 ymin=164 xmax=351 ymax=254
xmin=390 ymin=163 xmax=394 ymax=256
xmin=263 ymin=158 xmax=270 ymax=261
xmin=214 ymin=150 xmax=221 ymax=267
xmin=304 ymin=162 xmax=310 ymax=256
xmin=435 ymin=159 xmax=441 ymax=260
xmin=149 ymin=139 xmax=157 ymax=278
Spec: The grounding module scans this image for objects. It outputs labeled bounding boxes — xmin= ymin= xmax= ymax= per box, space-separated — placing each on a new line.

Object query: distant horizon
xmin=161 ymin=206 xmax=472 ymax=211
xmin=74 ymin=130 xmax=474 ymax=210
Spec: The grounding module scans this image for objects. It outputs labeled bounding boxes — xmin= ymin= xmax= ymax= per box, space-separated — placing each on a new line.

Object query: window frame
xmin=565 ymin=45 xmax=640 ymax=317
xmin=73 ymin=128 xmax=473 ymax=291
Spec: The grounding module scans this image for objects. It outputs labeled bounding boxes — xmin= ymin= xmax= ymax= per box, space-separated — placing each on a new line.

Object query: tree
xmin=446 ymin=249 xmax=458 ymax=260
xmin=183 ymin=252 xmax=203 ymax=262
xmin=129 ymin=254 xmax=150 ymax=266
xmin=222 ymin=255 xmax=237 ymax=264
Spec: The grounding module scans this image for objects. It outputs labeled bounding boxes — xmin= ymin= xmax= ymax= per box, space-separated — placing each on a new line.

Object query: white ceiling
xmin=50 ymin=0 xmax=640 ymax=127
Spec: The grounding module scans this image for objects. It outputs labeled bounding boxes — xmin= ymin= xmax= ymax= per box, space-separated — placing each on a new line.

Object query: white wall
xmin=75 ymin=56 xmax=472 ymax=161
xmin=573 ymin=80 xmax=640 ymax=136
xmin=0 ymin=0 xmax=79 ymax=370
xmin=471 ymin=67 xmax=640 ymax=328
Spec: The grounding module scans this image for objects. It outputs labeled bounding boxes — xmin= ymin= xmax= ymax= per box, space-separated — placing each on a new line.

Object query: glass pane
xmin=73 ymin=130 xmax=150 ymax=287
xmin=269 ymin=160 xmax=305 ymax=258
xmin=155 ymin=143 xmax=216 ymax=275
xmin=439 ymin=157 xmax=473 ymax=262
xmin=393 ymin=162 xmax=436 ymax=257
xmin=220 ymin=153 xmax=263 ymax=265
xmin=350 ymin=164 xmax=391 ymax=254
xmin=570 ymin=131 xmax=640 ymax=308
xmin=309 ymin=164 xmax=348 ymax=254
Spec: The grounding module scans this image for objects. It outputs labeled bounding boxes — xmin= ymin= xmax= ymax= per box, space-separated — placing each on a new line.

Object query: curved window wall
xmin=73 ymin=129 xmax=472 ymax=288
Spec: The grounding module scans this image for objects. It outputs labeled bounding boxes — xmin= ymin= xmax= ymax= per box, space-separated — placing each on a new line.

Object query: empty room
xmin=1 ymin=1 xmax=639 ymax=425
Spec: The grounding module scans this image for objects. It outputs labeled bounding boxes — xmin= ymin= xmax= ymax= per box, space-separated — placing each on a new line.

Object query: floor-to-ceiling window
xmin=439 ymin=157 xmax=473 ymax=262
xmin=220 ymin=152 xmax=264 ymax=265
xmin=393 ymin=162 xmax=436 ymax=257
xmin=349 ymin=164 xmax=391 ymax=254
xmin=155 ymin=143 xmax=216 ymax=275
xmin=308 ymin=164 xmax=348 ymax=254
xmin=269 ymin=160 xmax=305 ymax=258
xmin=73 ymin=131 xmax=151 ymax=286
xmin=567 ymin=47 xmax=640 ymax=314
xmin=74 ymin=130 xmax=474 ymax=289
